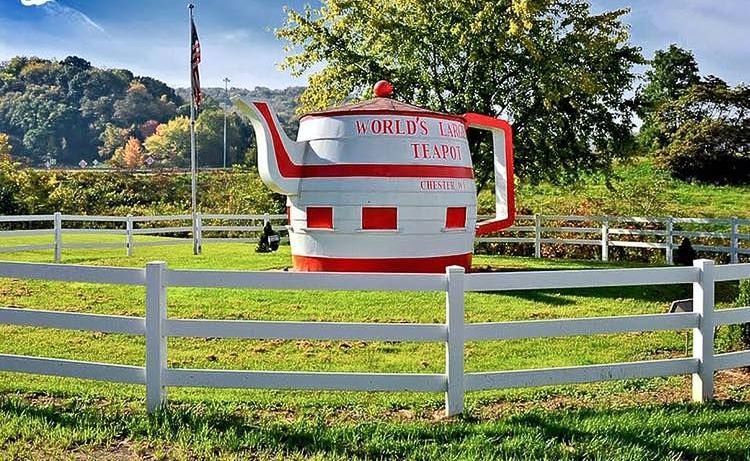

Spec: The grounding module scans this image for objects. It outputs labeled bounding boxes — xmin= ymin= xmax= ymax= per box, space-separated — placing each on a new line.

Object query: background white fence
xmin=478 ymin=214 xmax=750 ymax=264
xmin=1 ymin=259 xmax=749 ymax=415
xmin=0 ymin=212 xmax=287 ymax=262
xmin=0 ymin=212 xmax=748 ymax=264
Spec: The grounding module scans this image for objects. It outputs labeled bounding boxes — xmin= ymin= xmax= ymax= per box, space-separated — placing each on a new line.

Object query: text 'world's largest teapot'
xmin=235 ymin=81 xmax=515 ymax=273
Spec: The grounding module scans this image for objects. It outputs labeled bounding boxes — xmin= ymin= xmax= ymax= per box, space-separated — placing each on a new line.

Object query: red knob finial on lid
xmin=373 ymin=80 xmax=393 ymax=98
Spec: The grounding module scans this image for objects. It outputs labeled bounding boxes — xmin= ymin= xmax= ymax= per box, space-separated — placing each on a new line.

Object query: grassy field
xmin=500 ymin=158 xmax=750 ymax=218
xmin=1 ymin=235 xmax=749 ymax=459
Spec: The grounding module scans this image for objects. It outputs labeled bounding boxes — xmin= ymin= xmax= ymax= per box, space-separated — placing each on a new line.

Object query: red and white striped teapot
xmin=235 ymin=80 xmax=514 ymax=272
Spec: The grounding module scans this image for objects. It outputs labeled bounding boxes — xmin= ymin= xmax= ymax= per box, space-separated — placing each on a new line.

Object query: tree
xmin=0 ymin=146 xmax=23 ymax=214
xmin=118 ymin=137 xmax=145 ymax=169
xmin=0 ymin=133 xmax=11 ymax=157
xmin=138 ymin=120 xmax=160 ymax=139
xmin=277 ymin=0 xmax=642 ymax=185
xmin=98 ymin=123 xmax=132 ymax=160
xmin=143 ymin=116 xmax=191 ymax=167
xmin=637 ymin=45 xmax=701 ymax=151
xmin=113 ymin=81 xmax=177 ymax=126
xmin=654 ymin=77 xmax=750 ymax=184
xmin=195 ymin=108 xmax=253 ymax=167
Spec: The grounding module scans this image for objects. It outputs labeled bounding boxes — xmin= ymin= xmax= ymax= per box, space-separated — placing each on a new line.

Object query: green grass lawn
xmin=1 ymin=235 xmax=749 ymax=459
xmin=503 ymin=157 xmax=750 ymax=218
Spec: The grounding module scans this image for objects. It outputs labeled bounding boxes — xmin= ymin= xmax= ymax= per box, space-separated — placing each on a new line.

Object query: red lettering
xmin=383 ymin=119 xmax=394 ymax=134
xmin=394 ymin=120 xmax=404 ymax=135
xmin=406 ymin=120 xmax=417 ymax=135
xmin=412 ymin=143 xmax=464 ymax=162
xmin=419 ymin=120 xmax=429 ymax=135
xmin=355 ymin=120 xmax=368 ymax=135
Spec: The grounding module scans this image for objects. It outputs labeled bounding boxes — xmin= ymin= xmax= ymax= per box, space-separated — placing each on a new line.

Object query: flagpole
xmin=189 ymin=3 xmax=200 ymax=255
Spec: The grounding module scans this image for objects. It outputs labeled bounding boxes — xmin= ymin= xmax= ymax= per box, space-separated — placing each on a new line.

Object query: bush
xmin=653 ymin=78 xmax=750 ymax=185
xmin=0 ymin=161 xmax=284 ymax=217
xmin=657 ymin=120 xmax=750 ymax=185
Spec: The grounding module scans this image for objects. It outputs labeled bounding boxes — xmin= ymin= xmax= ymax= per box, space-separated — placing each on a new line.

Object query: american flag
xmin=190 ymin=15 xmax=202 ymax=109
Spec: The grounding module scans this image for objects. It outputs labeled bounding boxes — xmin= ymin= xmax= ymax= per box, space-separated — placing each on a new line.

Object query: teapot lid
xmin=301 ymin=80 xmax=464 ymax=122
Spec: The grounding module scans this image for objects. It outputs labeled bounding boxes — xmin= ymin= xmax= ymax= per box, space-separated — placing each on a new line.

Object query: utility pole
xmin=223 ymin=77 xmax=230 ymax=169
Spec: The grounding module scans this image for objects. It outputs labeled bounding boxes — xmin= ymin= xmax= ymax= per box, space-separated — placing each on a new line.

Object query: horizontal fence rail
xmin=465 ymin=266 xmax=699 ymax=291
xmin=166 ymin=268 xmax=446 ymax=291
xmin=465 ymin=358 xmax=699 ymax=391
xmin=0 ymin=258 xmax=749 ymax=416
xmin=0 ymin=212 xmax=288 ymax=262
xmin=1 ymin=213 xmax=748 ymax=265
xmin=0 ymin=308 xmax=145 ymax=335
xmin=0 ymin=354 xmax=146 ymax=384
xmin=465 ymin=312 xmax=699 ymax=341
xmin=476 ymin=214 xmax=750 ymax=265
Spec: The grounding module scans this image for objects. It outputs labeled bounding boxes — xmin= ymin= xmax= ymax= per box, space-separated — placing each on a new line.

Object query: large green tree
xmin=654 ymin=77 xmax=750 ymax=184
xmin=277 ymin=0 xmax=642 ymax=185
xmin=637 ymin=44 xmax=701 ymax=151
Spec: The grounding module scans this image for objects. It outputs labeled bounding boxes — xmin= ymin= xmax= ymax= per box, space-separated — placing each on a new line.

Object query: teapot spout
xmin=233 ymin=98 xmax=303 ymax=196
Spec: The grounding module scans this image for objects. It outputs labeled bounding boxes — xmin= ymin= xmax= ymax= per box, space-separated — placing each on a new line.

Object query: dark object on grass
xmin=669 ymin=299 xmax=693 ymax=313
xmin=674 ymin=237 xmax=697 ymax=266
xmin=256 ymin=222 xmax=280 ymax=253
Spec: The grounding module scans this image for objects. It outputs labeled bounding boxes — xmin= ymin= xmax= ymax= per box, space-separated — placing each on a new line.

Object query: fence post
xmin=53 ymin=212 xmax=62 ymax=263
xmin=146 ymin=261 xmax=168 ymax=412
xmin=126 ymin=215 xmax=133 ymax=257
xmin=692 ymin=259 xmax=715 ymax=403
xmin=445 ymin=265 xmax=465 ymax=417
xmin=666 ymin=217 xmax=674 ymax=265
xmin=195 ymin=212 xmax=203 ymax=255
xmin=730 ymin=217 xmax=739 ymax=264
xmin=601 ymin=217 xmax=609 ymax=262
xmin=534 ymin=214 xmax=542 ymax=258
xmin=263 ymin=213 xmax=270 ymax=227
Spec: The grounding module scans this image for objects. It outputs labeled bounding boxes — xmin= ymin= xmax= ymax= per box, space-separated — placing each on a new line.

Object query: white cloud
xmin=27 ymin=0 xmax=107 ymax=35
xmin=20 ymin=0 xmax=54 ymax=5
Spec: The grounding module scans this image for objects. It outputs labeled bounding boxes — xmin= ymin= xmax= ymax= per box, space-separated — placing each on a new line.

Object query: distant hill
xmin=176 ymin=86 xmax=304 ymax=136
xmin=0 ymin=55 xmax=184 ymax=166
xmin=0 ymin=54 xmax=306 ymax=167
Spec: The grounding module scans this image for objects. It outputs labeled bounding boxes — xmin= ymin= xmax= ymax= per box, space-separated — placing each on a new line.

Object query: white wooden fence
xmin=479 ymin=214 xmax=750 ymax=264
xmin=1 ymin=259 xmax=749 ymax=415
xmin=0 ymin=212 xmax=287 ymax=262
xmin=0 ymin=213 xmax=748 ymax=264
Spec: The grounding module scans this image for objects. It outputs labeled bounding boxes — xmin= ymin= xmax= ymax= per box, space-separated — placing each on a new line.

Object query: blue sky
xmin=1 ymin=0 xmax=748 ymax=89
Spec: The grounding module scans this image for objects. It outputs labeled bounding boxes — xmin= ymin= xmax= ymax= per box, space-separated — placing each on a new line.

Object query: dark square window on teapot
xmin=445 ymin=207 xmax=467 ymax=229
xmin=362 ymin=207 xmax=397 ymax=230
xmin=306 ymin=207 xmax=333 ymax=229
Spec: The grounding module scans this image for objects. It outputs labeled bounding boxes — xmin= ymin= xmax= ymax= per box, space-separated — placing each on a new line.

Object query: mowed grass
xmin=1 ymin=235 xmax=750 ymax=459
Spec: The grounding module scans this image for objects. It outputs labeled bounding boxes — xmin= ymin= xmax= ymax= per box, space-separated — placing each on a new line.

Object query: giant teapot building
xmin=237 ymin=81 xmax=515 ymax=273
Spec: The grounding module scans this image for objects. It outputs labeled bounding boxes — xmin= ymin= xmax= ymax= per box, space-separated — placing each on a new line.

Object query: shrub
xmin=653 ymin=77 xmax=750 ymax=185
xmin=0 ymin=161 xmax=284 ymax=216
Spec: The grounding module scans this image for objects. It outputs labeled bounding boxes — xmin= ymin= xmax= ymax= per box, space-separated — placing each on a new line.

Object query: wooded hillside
xmin=0 ymin=56 xmax=303 ymax=168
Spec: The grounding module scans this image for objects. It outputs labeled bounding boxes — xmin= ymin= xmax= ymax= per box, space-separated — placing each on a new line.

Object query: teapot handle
xmin=462 ymin=113 xmax=515 ymax=237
